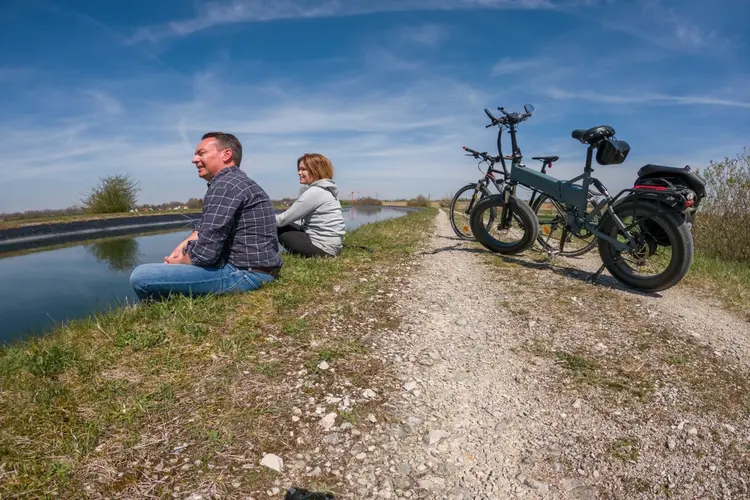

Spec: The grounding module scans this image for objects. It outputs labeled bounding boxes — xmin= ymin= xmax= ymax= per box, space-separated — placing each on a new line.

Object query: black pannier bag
xmin=596 ymin=138 xmax=631 ymax=166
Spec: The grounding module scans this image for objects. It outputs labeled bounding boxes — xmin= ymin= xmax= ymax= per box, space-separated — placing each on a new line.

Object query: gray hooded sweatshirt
xmin=275 ymin=179 xmax=346 ymax=256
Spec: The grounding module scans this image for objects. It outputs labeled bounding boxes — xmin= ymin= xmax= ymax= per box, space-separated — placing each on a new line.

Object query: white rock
xmin=318 ymin=361 xmax=330 ymax=370
xmin=424 ymin=430 xmax=450 ymax=445
xmin=319 ymin=412 xmax=338 ymax=431
xmin=368 ymin=414 xmax=378 ymax=423
xmin=362 ymin=389 xmax=377 ymax=399
xmin=404 ymin=381 xmax=418 ymax=392
xmin=260 ymin=453 xmax=284 ymax=472
xmin=573 ymin=399 xmax=582 ymax=409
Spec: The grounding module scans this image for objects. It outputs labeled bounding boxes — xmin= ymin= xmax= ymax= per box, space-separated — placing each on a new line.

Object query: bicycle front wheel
xmin=449 ymin=183 xmax=492 ymax=240
xmin=532 ymin=194 xmax=599 ymax=257
xmin=470 ymin=194 xmax=539 ymax=254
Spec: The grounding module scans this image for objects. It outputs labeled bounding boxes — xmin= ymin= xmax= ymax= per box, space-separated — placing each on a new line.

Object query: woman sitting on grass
xmin=275 ymin=153 xmax=346 ymax=258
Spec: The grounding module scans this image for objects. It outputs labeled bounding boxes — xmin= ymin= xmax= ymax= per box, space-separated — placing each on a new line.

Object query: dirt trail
xmin=343 ymin=209 xmax=750 ymax=499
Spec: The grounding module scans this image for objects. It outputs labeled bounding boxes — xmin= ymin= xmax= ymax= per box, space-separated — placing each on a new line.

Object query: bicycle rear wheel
xmin=469 ymin=194 xmax=538 ymax=254
xmin=597 ymin=199 xmax=693 ymax=292
xmin=532 ymin=194 xmax=599 ymax=257
xmin=449 ymin=183 xmax=492 ymax=240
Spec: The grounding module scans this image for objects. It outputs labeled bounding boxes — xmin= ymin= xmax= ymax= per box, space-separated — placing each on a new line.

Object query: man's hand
xmin=164 ymin=252 xmax=192 ymax=265
xmin=164 ymin=230 xmax=199 ymax=264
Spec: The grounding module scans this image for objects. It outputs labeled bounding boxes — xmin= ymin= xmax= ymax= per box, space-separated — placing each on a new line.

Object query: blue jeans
xmin=129 ymin=263 xmax=275 ymax=301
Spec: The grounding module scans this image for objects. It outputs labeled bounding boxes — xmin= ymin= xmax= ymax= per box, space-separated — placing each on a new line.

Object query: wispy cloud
xmin=594 ymin=0 xmax=737 ymax=53
xmin=128 ymin=0 xmax=579 ymax=44
xmin=490 ymin=57 xmax=549 ymax=76
xmin=545 ymin=87 xmax=750 ymax=108
xmin=402 ymin=23 xmax=450 ymax=47
xmin=0 ymin=67 xmax=35 ymax=83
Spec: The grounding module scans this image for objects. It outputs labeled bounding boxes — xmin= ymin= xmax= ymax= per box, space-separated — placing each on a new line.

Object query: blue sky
xmin=1 ymin=0 xmax=748 ymax=212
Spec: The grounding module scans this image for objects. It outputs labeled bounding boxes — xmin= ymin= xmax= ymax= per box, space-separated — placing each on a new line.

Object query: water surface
xmin=0 ymin=206 xmax=408 ymax=344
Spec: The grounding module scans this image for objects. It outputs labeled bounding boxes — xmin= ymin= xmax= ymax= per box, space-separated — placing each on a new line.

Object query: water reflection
xmin=85 ymin=237 xmax=139 ymax=272
xmin=347 ymin=205 xmax=383 ymax=219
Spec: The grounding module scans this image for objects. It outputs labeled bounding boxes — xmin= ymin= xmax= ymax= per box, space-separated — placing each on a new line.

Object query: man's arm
xmin=186 ymin=188 xmax=240 ymax=267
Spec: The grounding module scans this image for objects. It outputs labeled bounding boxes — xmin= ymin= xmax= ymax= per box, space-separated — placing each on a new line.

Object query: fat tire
xmin=449 ymin=183 xmax=492 ymax=240
xmin=531 ymin=194 xmax=598 ymax=258
xmin=597 ymin=200 xmax=693 ymax=292
xmin=470 ymin=194 xmax=539 ymax=255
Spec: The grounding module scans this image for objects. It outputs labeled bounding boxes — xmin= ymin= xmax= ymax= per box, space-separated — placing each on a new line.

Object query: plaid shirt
xmin=186 ymin=166 xmax=282 ymax=270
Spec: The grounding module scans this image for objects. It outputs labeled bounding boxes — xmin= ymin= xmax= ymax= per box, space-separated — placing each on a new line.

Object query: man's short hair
xmin=202 ymin=132 xmax=243 ymax=167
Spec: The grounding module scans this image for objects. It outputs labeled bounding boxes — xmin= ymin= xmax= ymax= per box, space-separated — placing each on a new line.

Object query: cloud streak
xmin=128 ymin=0 xmax=577 ymax=43
xmin=545 ymin=87 xmax=750 ymax=109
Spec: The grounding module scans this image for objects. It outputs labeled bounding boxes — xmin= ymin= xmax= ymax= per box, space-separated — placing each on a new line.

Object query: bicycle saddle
xmin=571 ymin=126 xmax=615 ymax=145
xmin=531 ymin=156 xmax=559 ymax=163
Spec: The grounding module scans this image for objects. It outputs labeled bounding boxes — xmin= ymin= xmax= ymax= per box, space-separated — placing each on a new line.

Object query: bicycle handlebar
xmin=463 ymin=146 xmax=497 ymax=162
xmin=484 ymin=108 xmax=498 ymax=128
xmin=484 ymin=106 xmax=533 ymax=128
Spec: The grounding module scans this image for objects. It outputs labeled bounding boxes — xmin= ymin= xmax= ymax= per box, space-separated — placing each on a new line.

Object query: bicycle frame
xmin=504 ymin=128 xmax=636 ymax=252
xmin=465 ymin=124 xmax=552 ymax=209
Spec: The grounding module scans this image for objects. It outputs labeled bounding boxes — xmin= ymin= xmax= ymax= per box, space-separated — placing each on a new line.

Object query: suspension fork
xmin=464 ymin=179 xmax=489 ymax=215
xmin=499 ymin=182 xmax=518 ymax=229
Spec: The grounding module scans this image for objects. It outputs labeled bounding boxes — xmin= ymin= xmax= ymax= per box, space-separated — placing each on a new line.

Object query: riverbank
xmin=0 ymin=209 xmax=203 ymax=231
xmin=0 ymin=208 xmax=436 ymax=497
xmin=0 ymin=212 xmax=202 ymax=254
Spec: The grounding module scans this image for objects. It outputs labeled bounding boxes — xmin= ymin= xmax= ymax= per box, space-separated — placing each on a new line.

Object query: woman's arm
xmin=275 ymin=188 xmax=323 ymax=227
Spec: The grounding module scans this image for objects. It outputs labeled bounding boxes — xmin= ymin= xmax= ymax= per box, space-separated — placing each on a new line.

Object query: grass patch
xmin=611 ymin=437 xmax=641 ymax=463
xmin=682 ymin=251 xmax=750 ymax=320
xmin=0 ymin=207 xmax=436 ymax=497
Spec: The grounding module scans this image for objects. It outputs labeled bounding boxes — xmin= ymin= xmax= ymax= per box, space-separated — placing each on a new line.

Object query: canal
xmin=0 ymin=206 xmax=409 ymax=344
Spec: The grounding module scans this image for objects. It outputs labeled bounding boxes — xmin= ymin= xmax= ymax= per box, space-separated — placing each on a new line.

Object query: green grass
xmin=0 ymin=207 xmax=436 ymax=497
xmin=683 ymin=251 xmax=750 ymax=320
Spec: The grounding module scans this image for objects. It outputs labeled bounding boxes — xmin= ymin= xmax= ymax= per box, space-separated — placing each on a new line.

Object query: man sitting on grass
xmin=129 ymin=132 xmax=282 ymax=301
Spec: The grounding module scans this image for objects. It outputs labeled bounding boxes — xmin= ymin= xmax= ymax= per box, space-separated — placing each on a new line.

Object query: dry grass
xmin=0 ymin=208 xmax=436 ymax=497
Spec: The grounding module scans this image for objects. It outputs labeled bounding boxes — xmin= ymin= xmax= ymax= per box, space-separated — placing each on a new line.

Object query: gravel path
xmin=343 ymin=209 xmax=750 ymax=499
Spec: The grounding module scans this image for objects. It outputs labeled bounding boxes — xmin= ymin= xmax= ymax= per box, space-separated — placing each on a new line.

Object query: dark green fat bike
xmin=468 ymin=105 xmax=706 ymax=293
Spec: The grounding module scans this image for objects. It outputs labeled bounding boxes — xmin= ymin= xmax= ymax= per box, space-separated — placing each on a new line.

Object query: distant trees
xmin=186 ymin=198 xmax=203 ymax=210
xmin=406 ymin=195 xmax=430 ymax=207
xmin=82 ymin=175 xmax=140 ymax=214
xmin=353 ymin=197 xmax=383 ymax=206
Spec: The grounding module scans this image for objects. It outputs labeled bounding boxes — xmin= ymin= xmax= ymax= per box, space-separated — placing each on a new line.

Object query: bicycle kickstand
xmin=586 ymin=263 xmax=607 ymax=285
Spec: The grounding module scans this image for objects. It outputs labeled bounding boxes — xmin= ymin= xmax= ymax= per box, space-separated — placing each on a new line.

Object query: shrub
xmin=693 ymin=147 xmax=750 ymax=264
xmin=406 ymin=195 xmax=430 ymax=207
xmin=82 ymin=175 xmax=140 ymax=214
xmin=352 ymin=197 xmax=382 ymax=206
